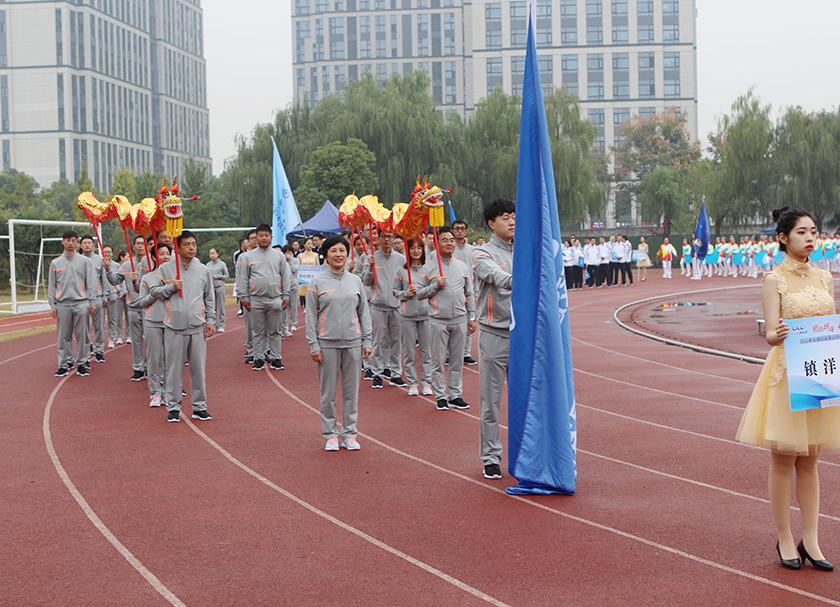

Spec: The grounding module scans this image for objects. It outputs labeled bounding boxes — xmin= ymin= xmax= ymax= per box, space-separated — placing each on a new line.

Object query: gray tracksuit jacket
xmin=361 ymin=249 xmax=406 ymax=310
xmin=235 ymin=246 xmax=291 ymax=303
xmin=305 ymin=268 xmax=373 ymax=352
xmin=392 ymin=266 xmax=435 ymax=318
xmin=473 ymin=235 xmax=513 ymax=337
xmin=419 ymin=256 xmax=475 ymax=322
xmin=131 ymin=270 xmax=167 ymax=326
xmin=286 ymin=256 xmax=300 ymax=288
xmin=206 ymin=259 xmax=229 ymax=288
xmin=83 ymin=253 xmax=110 ymax=302
xmin=108 ymin=257 xmax=147 ymax=305
xmin=48 ymin=252 xmax=96 ymax=307
xmin=150 ymin=257 xmax=215 ymax=333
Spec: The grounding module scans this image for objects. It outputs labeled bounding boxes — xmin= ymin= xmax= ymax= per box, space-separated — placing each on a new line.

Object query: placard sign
xmin=783 ymin=314 xmax=840 ymax=411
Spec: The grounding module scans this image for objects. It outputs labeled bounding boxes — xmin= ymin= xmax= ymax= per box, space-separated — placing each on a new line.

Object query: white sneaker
xmin=217 ymin=327 xmax=225 ymax=333
xmin=341 ymin=436 xmax=361 ymax=451
xmin=149 ymin=394 xmax=162 ymax=408
xmin=115 ymin=338 xmax=123 ymax=345
xmin=408 ymin=385 xmax=419 ymax=396
xmin=107 ymin=340 xmax=115 ymax=349
xmin=324 ymin=437 xmax=340 ymax=451
xmin=421 ymin=384 xmax=433 ymax=396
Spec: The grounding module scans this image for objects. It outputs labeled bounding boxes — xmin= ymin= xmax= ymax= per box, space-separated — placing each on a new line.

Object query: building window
xmin=443 ymin=12 xmax=456 ymax=55
xmin=587 ymin=54 xmax=604 ymax=72
xmin=613 ymin=107 xmax=631 ymax=144
xmin=561 ymin=26 xmax=578 ymax=45
xmin=587 ymin=53 xmax=605 ymax=101
xmin=511 ymin=28 xmax=526 ymax=47
xmin=485 ymin=2 xmax=501 ymax=48
xmin=335 ymin=65 xmax=346 ymax=90
xmin=561 ymin=54 xmax=578 ymax=96
xmin=664 ymin=80 xmax=680 ymax=98
xmin=486 ymin=57 xmax=503 ymax=95
xmin=663 ymin=24 xmax=679 ymax=42
xmin=588 ymin=82 xmax=605 ymax=100
xmin=638 ymin=52 xmax=654 ymax=70
xmin=561 ymin=0 xmax=577 ymax=17
xmin=663 ymin=0 xmax=679 ymax=15
xmin=612 ymin=25 xmax=628 ymax=43
xmin=418 ymin=14 xmax=429 ymax=56
xmin=612 ymin=0 xmax=628 ymax=15
xmin=613 ymin=82 xmax=630 ymax=99
xmin=664 ymin=51 xmax=680 ymax=70
xmin=639 ymin=80 xmax=655 ymax=98
xmin=587 ymin=25 xmax=603 ymax=45
xmin=637 ymin=0 xmax=653 ymax=15
xmin=444 ymin=61 xmax=456 ymax=104
xmin=588 ymin=109 xmax=605 ymax=151
xmin=510 ymin=1 xmax=526 ymax=18
xmin=639 ymin=106 xmax=656 ymax=119
xmin=586 ymin=0 xmax=603 ymax=16
xmin=638 ymin=24 xmax=654 ymax=42
xmin=512 ymin=56 xmax=525 ymax=90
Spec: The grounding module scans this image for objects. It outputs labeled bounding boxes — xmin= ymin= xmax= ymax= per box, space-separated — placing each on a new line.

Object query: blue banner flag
xmin=447 ymin=200 xmax=457 ymax=224
xmin=272 ymin=138 xmax=303 ymax=246
xmin=693 ymin=199 xmax=710 ymax=258
xmin=506 ymin=11 xmax=576 ymax=496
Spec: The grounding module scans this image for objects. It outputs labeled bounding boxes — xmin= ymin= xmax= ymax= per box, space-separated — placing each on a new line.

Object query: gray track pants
xmin=429 ymin=318 xmax=467 ymax=401
xmin=318 ymin=346 xmax=362 ymax=439
xmin=370 ymin=306 xmax=401 ymax=376
xmin=286 ymin=286 xmax=299 ymax=330
xmin=106 ymin=296 xmax=121 ymax=341
xmin=87 ymin=299 xmax=105 ymax=354
xmin=164 ymin=328 xmax=207 ymax=412
xmin=243 ymin=307 xmax=252 ymax=355
xmin=213 ymin=284 xmax=226 ymax=330
xmin=400 ymin=316 xmax=431 ymax=388
xmin=479 ymin=330 xmax=509 ymax=466
xmin=126 ymin=309 xmax=145 ymax=371
xmin=145 ymin=322 xmax=166 ymax=398
xmin=56 ymin=302 xmax=89 ymax=368
xmin=250 ymin=298 xmax=283 ymax=361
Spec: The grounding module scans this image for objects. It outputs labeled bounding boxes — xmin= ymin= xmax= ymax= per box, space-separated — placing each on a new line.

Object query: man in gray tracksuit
xmin=453 ymin=220 xmax=478 ymax=365
xmin=235 ymin=224 xmax=290 ymax=371
xmin=472 ymin=198 xmax=515 ymax=480
xmin=283 ymin=246 xmax=300 ymax=336
xmin=80 ymin=235 xmax=109 ymax=363
xmin=49 ymin=231 xmax=97 ymax=376
xmin=361 ymin=231 xmax=405 ymax=388
xmin=353 ymin=243 xmax=373 ymax=377
xmin=236 ymin=229 xmax=258 ymax=362
xmin=106 ymin=234 xmax=148 ymax=380
xmin=150 ymin=231 xmax=216 ymax=423
xmin=419 ymin=227 xmax=476 ymax=410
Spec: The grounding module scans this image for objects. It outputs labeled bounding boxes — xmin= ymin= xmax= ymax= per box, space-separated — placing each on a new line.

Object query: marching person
xmin=305 ymin=236 xmax=372 ymax=451
xmin=393 ymin=238 xmax=435 ymax=397
xmin=583 ymin=237 xmax=599 ymax=288
xmin=102 ymin=246 xmax=119 ymax=348
xmin=111 ymin=250 xmax=129 ymax=345
xmin=419 ymin=226 xmax=476 ymax=411
xmin=636 ymin=236 xmax=652 ymax=281
xmin=473 ymin=199 xmax=514 ymax=480
xmin=150 ymin=231 xmax=216 ymax=423
xmin=235 ymin=224 xmax=291 ymax=371
xmin=131 ymin=243 xmax=172 ymax=408
xmin=453 ymin=219 xmax=478 ymax=366
xmin=80 ymin=235 xmax=109 ymax=363
xmin=283 ymin=245 xmax=300 ymax=336
xmin=106 ymin=234 xmax=148 ymax=380
xmin=680 ymin=239 xmax=692 ymax=276
xmin=233 ymin=237 xmax=249 ymax=318
xmin=361 ymin=230 xmax=406 ymax=389
xmin=206 ymin=247 xmax=229 ymax=333
xmin=237 ymin=229 xmax=258 ymax=362
xmin=736 ymin=207 xmax=840 ymax=571
xmin=658 ymin=238 xmax=677 ymax=279
xmin=49 ymin=231 xmax=97 ymax=377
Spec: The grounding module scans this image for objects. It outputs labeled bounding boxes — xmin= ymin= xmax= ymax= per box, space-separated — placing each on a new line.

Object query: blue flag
xmin=447 ymin=200 xmax=457 ymax=224
xmin=693 ymin=199 xmax=710 ymax=258
xmin=272 ymin=138 xmax=303 ymax=246
xmin=506 ymin=11 xmax=576 ymax=496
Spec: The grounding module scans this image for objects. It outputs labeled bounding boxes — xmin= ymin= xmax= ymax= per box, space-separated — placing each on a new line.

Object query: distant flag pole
xmin=506 ymin=0 xmax=576 ymax=496
xmin=447 ymin=200 xmax=457 ymax=224
xmin=272 ymin=137 xmax=303 ymax=246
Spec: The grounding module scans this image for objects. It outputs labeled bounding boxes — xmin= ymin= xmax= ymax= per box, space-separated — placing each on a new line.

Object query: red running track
xmin=2 ymin=273 xmax=840 ymax=606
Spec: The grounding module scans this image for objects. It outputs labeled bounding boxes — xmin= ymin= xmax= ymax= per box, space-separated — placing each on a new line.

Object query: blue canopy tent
xmin=285 ymin=200 xmax=342 ymax=239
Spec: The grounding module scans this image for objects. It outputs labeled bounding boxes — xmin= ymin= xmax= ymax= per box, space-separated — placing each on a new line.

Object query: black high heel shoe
xmin=797 ymin=540 xmax=834 ymax=571
xmin=777 ymin=541 xmax=801 ymax=570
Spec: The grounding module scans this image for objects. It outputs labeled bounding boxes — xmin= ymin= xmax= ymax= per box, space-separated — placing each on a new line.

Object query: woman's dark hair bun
xmin=772 ymin=207 xmax=790 ymax=223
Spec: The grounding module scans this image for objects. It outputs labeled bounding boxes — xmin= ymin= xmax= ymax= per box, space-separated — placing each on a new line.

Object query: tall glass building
xmin=292 ymin=0 xmax=698 ymax=227
xmin=0 ymin=0 xmax=210 ymax=192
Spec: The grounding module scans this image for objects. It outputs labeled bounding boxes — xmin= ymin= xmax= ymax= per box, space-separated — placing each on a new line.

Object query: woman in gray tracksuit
xmin=206 ymin=248 xmax=229 ymax=332
xmin=306 ymin=235 xmax=372 ymax=452
xmin=392 ymin=239 xmax=435 ymax=397
xmin=283 ymin=246 xmax=300 ymax=336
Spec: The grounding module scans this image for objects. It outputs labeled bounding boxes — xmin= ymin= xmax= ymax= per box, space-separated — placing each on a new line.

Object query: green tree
xmin=684 ymin=159 xmax=722 ymax=236
xmin=110 ymin=168 xmax=138 ymax=201
xmin=182 ymin=158 xmax=209 ymax=198
xmin=637 ymin=167 xmax=687 ymax=237
xmin=613 ymin=112 xmax=700 ymax=185
xmin=136 ymin=171 xmax=164 ymax=199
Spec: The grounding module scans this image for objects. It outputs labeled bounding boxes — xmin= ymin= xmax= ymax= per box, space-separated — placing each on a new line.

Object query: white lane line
xmin=181 ymin=416 xmax=511 ymax=607
xmin=263 ymin=372 xmax=840 ymax=607
xmin=0 ymin=342 xmax=56 ymax=366
xmin=43 ymin=378 xmax=186 ymax=607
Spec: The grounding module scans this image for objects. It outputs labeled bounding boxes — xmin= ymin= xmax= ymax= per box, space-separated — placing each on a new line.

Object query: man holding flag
xmin=506 ymin=0 xmax=576 ymax=495
xmin=691 ymin=200 xmax=711 ymax=281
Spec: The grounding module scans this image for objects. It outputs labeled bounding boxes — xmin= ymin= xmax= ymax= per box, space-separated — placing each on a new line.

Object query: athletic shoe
xmin=382 ymin=368 xmax=392 ymax=378
xmin=167 ymin=410 xmax=180 ymax=423
xmin=54 ymin=367 xmax=69 ymax=377
xmin=463 ymin=356 xmax=478 ymax=366
xmin=245 ymin=355 xmax=255 ymax=364
xmin=191 ymin=410 xmax=213 ymax=421
xmin=341 ymin=436 xmax=361 ymax=451
xmin=363 ymin=368 xmax=373 ymax=381
xmin=76 ymin=365 xmax=90 ymax=377
xmin=67 ymin=362 xmax=75 ymax=369
xmin=184 ymin=361 xmax=189 ymax=367
xmin=252 ymin=359 xmax=265 ymax=371
xmin=421 ymin=384 xmax=433 ymax=396
xmin=126 ymin=337 xmax=132 ymax=344
xmin=181 ymin=390 xmax=187 ymax=397
xmin=407 ymin=385 xmax=419 ymax=396
xmin=237 ymin=310 xmax=243 ymax=317
xmin=389 ymin=376 xmax=407 ymax=387
xmin=436 ymin=399 xmax=449 ymax=411
xmin=130 ymin=370 xmax=145 ymax=381
xmin=149 ymin=394 xmax=162 ymax=408
xmin=483 ymin=463 xmax=503 ymax=479
xmin=448 ymin=398 xmax=470 ymax=410
xmin=372 ymin=376 xmax=384 ymax=389
xmin=217 ymin=327 xmax=225 ymax=333
xmin=94 ymin=352 xmax=105 ymax=364
xmin=107 ymin=340 xmax=115 ymax=349
xmin=324 ymin=437 xmax=340 ymax=451
xmin=269 ymin=359 xmax=285 ymax=370
xmin=115 ymin=338 xmax=123 ymax=345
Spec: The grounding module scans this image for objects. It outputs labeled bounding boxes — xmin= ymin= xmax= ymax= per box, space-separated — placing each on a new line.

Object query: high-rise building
xmin=0 ymin=0 xmax=210 ymax=192
xmin=292 ymin=0 xmax=698 ymax=227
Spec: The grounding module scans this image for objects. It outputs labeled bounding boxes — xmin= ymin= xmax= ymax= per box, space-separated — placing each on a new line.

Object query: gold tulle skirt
xmin=736 ymin=346 xmax=840 ymax=455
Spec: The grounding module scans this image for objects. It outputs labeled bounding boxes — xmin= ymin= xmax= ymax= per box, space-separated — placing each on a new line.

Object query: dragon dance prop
xmin=390 ymin=202 xmax=417 ymax=284
xmin=339 ymin=194 xmax=393 ymax=286
xmin=159 ymin=178 xmax=198 ymax=297
xmin=76 ymin=191 xmax=112 ymax=254
xmin=402 ymin=177 xmax=451 ymax=277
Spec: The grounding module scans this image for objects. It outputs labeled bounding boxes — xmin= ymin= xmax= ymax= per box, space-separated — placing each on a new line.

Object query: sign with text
xmin=783 ymin=314 xmax=840 ymax=411
xmin=297 ymin=264 xmax=323 ymax=286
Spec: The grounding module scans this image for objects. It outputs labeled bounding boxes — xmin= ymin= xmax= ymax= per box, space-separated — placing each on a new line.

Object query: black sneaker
xmin=76 ymin=364 xmax=90 ymax=377
xmin=363 ymin=368 xmax=373 ymax=381
xmin=270 ymin=359 xmax=285 ymax=370
xmin=191 ymin=410 xmax=213 ymax=421
xmin=244 ymin=355 xmax=255 ymax=364
xmin=94 ymin=352 xmax=105 ymax=364
xmin=390 ymin=376 xmax=407 ymax=387
xmin=483 ymin=463 xmax=503 ymax=479
xmin=448 ymin=398 xmax=471 ymax=410
xmin=252 ymin=359 xmax=265 ymax=371
xmin=130 ymin=370 xmax=145 ymax=381
xmin=54 ymin=367 xmax=69 ymax=377
xmin=436 ymin=399 xmax=450 ymax=411
xmin=167 ymin=410 xmax=180 ymax=423
xmin=382 ymin=368 xmax=392 ymax=378
xmin=372 ymin=376 xmax=384 ymax=389
xmin=67 ymin=362 xmax=75 ymax=369
xmin=463 ymin=356 xmax=478 ymax=366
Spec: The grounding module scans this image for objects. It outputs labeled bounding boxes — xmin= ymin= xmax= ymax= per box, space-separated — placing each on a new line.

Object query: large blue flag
xmin=506 ymin=9 xmax=576 ymax=496
xmin=447 ymin=200 xmax=457 ymax=224
xmin=272 ymin=138 xmax=303 ymax=246
xmin=693 ymin=199 xmax=710 ymax=258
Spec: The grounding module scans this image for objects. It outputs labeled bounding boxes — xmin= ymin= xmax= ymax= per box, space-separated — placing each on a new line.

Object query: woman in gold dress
xmin=636 ymin=236 xmax=652 ymax=281
xmin=737 ymin=208 xmax=840 ymax=571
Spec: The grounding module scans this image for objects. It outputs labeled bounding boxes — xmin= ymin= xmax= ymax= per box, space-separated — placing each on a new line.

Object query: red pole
xmin=121 ymin=223 xmax=135 ymax=274
xmin=403 ymin=237 xmax=412 ymax=285
xmin=355 ymin=228 xmax=368 ymax=255
xmin=432 ymin=227 xmax=444 ymax=277
xmin=152 ymin=234 xmax=161 ymax=267
xmin=172 ymin=237 xmax=183 ymax=298
xmin=91 ymin=220 xmax=105 ymax=255
xmin=368 ymin=223 xmax=377 ymax=287
xmin=142 ymin=237 xmax=153 ymax=271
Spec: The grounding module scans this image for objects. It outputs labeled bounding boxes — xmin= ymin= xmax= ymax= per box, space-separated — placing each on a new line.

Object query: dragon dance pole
xmin=121 ymin=223 xmax=136 ymax=274
xmin=432 ymin=227 xmax=444 ymax=277
xmin=91 ymin=220 xmax=105 ymax=255
xmin=152 ymin=234 xmax=161 ymax=267
xmin=367 ymin=223 xmax=377 ymax=287
xmin=355 ymin=228 xmax=368 ymax=255
xmin=172 ymin=237 xmax=183 ymax=298
xmin=142 ymin=237 xmax=153 ymax=271
xmin=403 ymin=237 xmax=412 ymax=285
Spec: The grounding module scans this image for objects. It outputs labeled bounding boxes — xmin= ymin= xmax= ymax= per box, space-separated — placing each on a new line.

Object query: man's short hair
xmin=177 ymin=230 xmax=196 ymax=245
xmin=437 ymin=226 xmax=455 ymax=239
xmin=80 ymin=234 xmax=94 ymax=243
xmin=246 ymin=229 xmax=257 ymax=238
xmin=62 ymin=230 xmax=79 ymax=240
xmin=256 ymin=223 xmax=272 ymax=234
xmin=483 ymin=198 xmax=516 ymax=226
xmin=157 ymin=243 xmax=172 ymax=255
xmin=133 ymin=234 xmax=146 ymax=245
xmin=453 ymin=219 xmax=468 ymax=229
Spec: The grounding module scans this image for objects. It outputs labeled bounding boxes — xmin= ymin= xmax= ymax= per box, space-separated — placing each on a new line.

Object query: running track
xmin=2 ymin=274 xmax=839 ymax=606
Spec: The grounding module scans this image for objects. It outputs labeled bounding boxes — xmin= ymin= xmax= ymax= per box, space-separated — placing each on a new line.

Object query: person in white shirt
xmin=597 ymin=237 xmax=610 ymax=287
xmin=571 ymin=238 xmax=585 ymax=289
xmin=583 ymin=238 xmax=600 ymax=288
xmin=562 ymin=240 xmax=576 ymax=290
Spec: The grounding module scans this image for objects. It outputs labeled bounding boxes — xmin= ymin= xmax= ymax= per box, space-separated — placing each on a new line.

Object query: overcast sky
xmin=202 ymin=0 xmax=840 ymax=174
